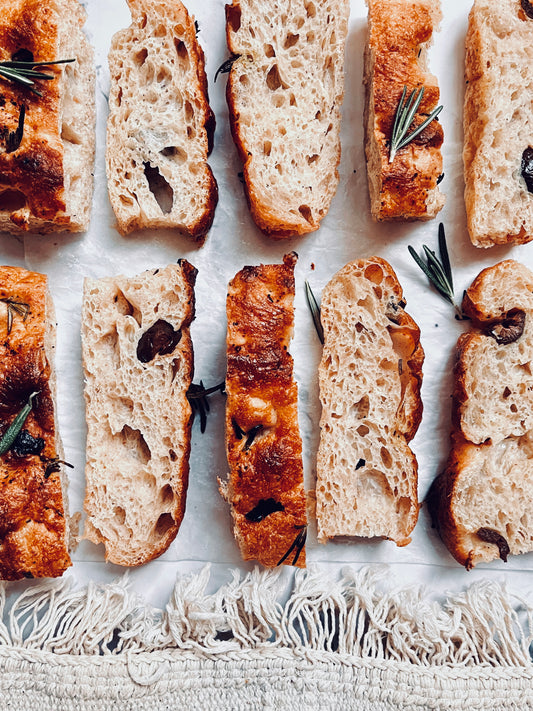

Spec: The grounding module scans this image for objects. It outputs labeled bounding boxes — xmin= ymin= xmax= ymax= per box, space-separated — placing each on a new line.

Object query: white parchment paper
xmin=4 ymin=0 xmax=533 ymax=608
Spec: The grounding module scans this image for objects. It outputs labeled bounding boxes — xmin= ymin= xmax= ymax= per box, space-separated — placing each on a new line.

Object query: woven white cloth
xmin=1 ymin=566 xmax=533 ymax=710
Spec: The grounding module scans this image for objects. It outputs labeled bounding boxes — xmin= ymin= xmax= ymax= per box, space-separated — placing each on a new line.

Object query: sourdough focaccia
xmin=0 ymin=266 xmax=71 ymax=580
xmin=316 ymin=258 xmax=423 ymax=546
xmin=0 ymin=0 xmax=95 ymax=233
xmin=364 ymin=0 xmax=444 ymax=221
xmin=429 ymin=261 xmax=533 ymax=568
xmin=220 ymin=253 xmax=307 ymax=567
xmin=82 ymin=261 xmax=196 ymax=566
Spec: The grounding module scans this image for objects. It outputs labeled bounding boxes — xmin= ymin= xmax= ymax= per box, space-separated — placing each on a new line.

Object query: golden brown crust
xmin=364 ymin=0 xmax=444 ymax=221
xmin=0 ymin=0 xmax=69 ymax=231
xmin=223 ymin=252 xmax=307 ymax=567
xmin=0 ymin=266 xmax=70 ymax=580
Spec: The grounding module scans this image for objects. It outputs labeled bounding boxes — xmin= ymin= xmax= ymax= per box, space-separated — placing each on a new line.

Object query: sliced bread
xmin=106 ymin=0 xmax=217 ymax=238
xmin=463 ymin=0 xmax=533 ymax=247
xmin=224 ymin=0 xmax=349 ymax=238
xmin=316 ymin=258 xmax=423 ymax=546
xmin=430 ymin=260 xmax=533 ymax=568
xmin=0 ymin=0 xmax=95 ymax=233
xmin=220 ymin=253 xmax=307 ymax=567
xmin=363 ymin=0 xmax=444 ymax=221
xmin=82 ymin=261 xmax=196 ymax=566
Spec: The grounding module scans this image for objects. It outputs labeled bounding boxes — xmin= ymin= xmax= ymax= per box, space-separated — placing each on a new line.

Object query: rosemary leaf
xmin=0 ymin=58 xmax=75 ymax=95
xmin=1 ymin=297 xmax=30 ymax=335
xmin=389 ymin=85 xmax=443 ymax=163
xmin=214 ymin=54 xmax=240 ymax=83
xmin=304 ymin=280 xmax=324 ymax=344
xmin=0 ymin=391 xmax=39 ymax=456
xmin=438 ymin=222 xmax=453 ymax=290
xmin=276 ymin=526 xmax=307 ymax=567
xmin=187 ymin=380 xmax=225 ymax=434
xmin=5 ymin=105 xmax=25 ymax=153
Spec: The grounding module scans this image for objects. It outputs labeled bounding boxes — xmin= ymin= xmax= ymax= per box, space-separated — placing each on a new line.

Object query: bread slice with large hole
xmin=106 ymin=0 xmax=217 ymax=238
xmin=82 ymin=261 xmax=196 ymax=566
xmin=316 ymin=258 xmax=423 ymax=546
xmin=224 ymin=0 xmax=349 ymax=238
xmin=429 ymin=260 xmax=533 ymax=568
xmin=0 ymin=0 xmax=95 ymax=234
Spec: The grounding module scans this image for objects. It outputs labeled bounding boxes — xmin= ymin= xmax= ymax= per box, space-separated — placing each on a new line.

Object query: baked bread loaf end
xmin=364 ymin=0 xmax=444 ymax=221
xmin=463 ymin=0 xmax=533 ymax=247
xmin=0 ymin=0 xmax=95 ymax=234
xmin=106 ymin=0 xmax=217 ymax=239
xmin=225 ymin=0 xmax=349 ymax=238
xmin=82 ymin=261 xmax=196 ymax=566
xmin=429 ymin=260 xmax=533 ymax=568
xmin=221 ymin=253 xmax=307 ymax=567
xmin=0 ymin=267 xmax=71 ymax=580
xmin=316 ymin=258 xmax=423 ymax=546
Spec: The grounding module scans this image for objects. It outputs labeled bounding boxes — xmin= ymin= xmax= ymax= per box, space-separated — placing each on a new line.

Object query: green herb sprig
xmin=187 ymin=380 xmax=225 ymax=433
xmin=5 ymin=105 xmax=25 ymax=153
xmin=0 ymin=391 xmax=38 ymax=456
xmin=276 ymin=526 xmax=307 ymax=567
xmin=408 ymin=223 xmax=464 ymax=319
xmin=304 ymin=280 xmax=324 ymax=344
xmin=0 ymin=58 xmax=75 ymax=96
xmin=389 ymin=86 xmax=443 ymax=163
xmin=1 ymin=297 xmax=30 ymax=335
xmin=214 ymin=54 xmax=240 ymax=83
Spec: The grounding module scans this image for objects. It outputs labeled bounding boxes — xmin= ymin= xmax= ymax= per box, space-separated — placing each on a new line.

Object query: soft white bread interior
xmin=463 ymin=0 xmax=533 ymax=247
xmin=82 ymin=261 xmax=196 ymax=566
xmin=430 ymin=260 xmax=533 ymax=568
xmin=316 ymin=258 xmax=423 ymax=546
xmin=106 ymin=0 xmax=217 ymax=238
xmin=225 ymin=0 xmax=349 ymax=238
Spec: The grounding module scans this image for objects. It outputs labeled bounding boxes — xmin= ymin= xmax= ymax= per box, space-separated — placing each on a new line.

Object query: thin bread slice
xmin=363 ymin=0 xmax=444 ymax=221
xmin=316 ymin=258 xmax=423 ymax=546
xmin=225 ymin=0 xmax=349 ymax=238
xmin=106 ymin=0 xmax=217 ymax=238
xmin=0 ymin=267 xmax=71 ymax=580
xmin=0 ymin=0 xmax=95 ymax=233
xmin=82 ymin=261 xmax=196 ymax=566
xmin=463 ymin=0 xmax=533 ymax=247
xmin=220 ymin=253 xmax=307 ymax=567
xmin=430 ymin=260 xmax=533 ymax=568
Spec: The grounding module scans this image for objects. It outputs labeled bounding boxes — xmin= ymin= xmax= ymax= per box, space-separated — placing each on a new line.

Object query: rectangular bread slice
xmin=0 ymin=266 xmax=71 ymax=580
xmin=82 ymin=261 xmax=196 ymax=567
xmin=0 ymin=0 xmax=95 ymax=234
xmin=463 ymin=0 xmax=533 ymax=247
xmin=429 ymin=260 xmax=533 ymax=568
xmin=225 ymin=0 xmax=349 ymax=238
xmin=106 ymin=0 xmax=218 ymax=239
xmin=220 ymin=253 xmax=307 ymax=567
xmin=364 ymin=0 xmax=444 ymax=221
xmin=316 ymin=258 xmax=423 ymax=546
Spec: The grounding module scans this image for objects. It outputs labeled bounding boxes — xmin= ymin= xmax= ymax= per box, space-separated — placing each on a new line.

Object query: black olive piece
xmin=245 ymin=498 xmax=285 ymax=523
xmin=11 ymin=429 xmax=45 ymax=457
xmin=355 ymin=458 xmax=366 ymax=470
xmin=244 ymin=424 xmax=263 ymax=451
xmin=476 ymin=527 xmax=510 ymax=563
xmin=436 ymin=172 xmax=444 ymax=185
xmin=136 ymin=319 xmax=182 ymax=363
xmin=521 ymin=147 xmax=533 ymax=193
xmin=488 ymin=308 xmax=526 ymax=345
xmin=385 ymin=300 xmax=402 ymax=324
xmin=12 ymin=49 xmax=34 ymax=63
xmin=521 ymin=0 xmax=533 ymax=19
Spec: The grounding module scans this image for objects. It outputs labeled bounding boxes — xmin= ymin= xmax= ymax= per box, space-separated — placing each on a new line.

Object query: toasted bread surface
xmin=316 ymin=258 xmax=423 ymax=546
xmin=221 ymin=253 xmax=307 ymax=567
xmin=0 ymin=266 xmax=71 ymax=580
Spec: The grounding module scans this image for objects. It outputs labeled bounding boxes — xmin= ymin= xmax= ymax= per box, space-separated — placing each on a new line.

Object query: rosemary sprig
xmin=0 ymin=391 xmax=38 ymax=456
xmin=304 ymin=280 xmax=324 ymax=344
xmin=5 ymin=105 xmax=25 ymax=153
xmin=389 ymin=86 xmax=443 ymax=163
xmin=187 ymin=380 xmax=225 ymax=433
xmin=0 ymin=58 xmax=75 ymax=96
xmin=214 ymin=54 xmax=240 ymax=83
xmin=1 ymin=297 xmax=30 ymax=335
xmin=408 ymin=223 xmax=464 ymax=319
xmin=276 ymin=526 xmax=307 ymax=567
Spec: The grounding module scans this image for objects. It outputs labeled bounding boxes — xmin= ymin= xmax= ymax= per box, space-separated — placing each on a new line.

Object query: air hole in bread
xmin=120 ymin=425 xmax=151 ymax=465
xmin=353 ymin=396 xmax=370 ymax=418
xmin=154 ymin=24 xmax=167 ymax=38
xmin=284 ymin=33 xmax=299 ymax=49
xmin=143 ymin=163 xmax=174 ymax=214
xmin=289 ymin=94 xmax=297 ymax=106
xmin=503 ymin=386 xmax=512 ymax=398
xmin=184 ymin=100 xmax=194 ymax=123
xmin=169 ymin=449 xmax=177 ymax=462
xmin=155 ymin=512 xmax=175 ymax=537
xmin=113 ymin=506 xmax=126 ymax=526
xmin=160 ymin=146 xmax=187 ymax=164
xmin=305 ymin=1 xmax=316 ymax=18
xmin=160 ymin=484 xmax=174 ymax=506
xmin=61 ymin=123 xmax=82 ymax=145
xmin=119 ymin=194 xmax=135 ymax=207
xmin=263 ymin=140 xmax=272 ymax=156
xmin=266 ymin=64 xmax=286 ymax=91
xmin=139 ymin=12 xmax=147 ymax=28
xmin=381 ymin=447 xmax=393 ymax=469
xmin=117 ymin=87 xmax=122 ymax=107
xmin=264 ymin=44 xmax=275 ymax=58
xmin=156 ymin=66 xmax=172 ymax=84
xmin=307 ymin=154 xmax=319 ymax=164
xmin=227 ymin=5 xmax=241 ymax=32
xmin=114 ymin=289 xmax=135 ymax=317
xmin=134 ymin=48 xmax=148 ymax=67
xmin=0 ymin=189 xmax=26 ymax=212
xmin=298 ymin=204 xmax=313 ymax=223
xmin=239 ymin=74 xmax=249 ymax=86
xmin=174 ymin=39 xmax=190 ymax=70
xmin=307 ymin=31 xmax=316 ymax=42
xmin=358 ymin=469 xmax=392 ymax=498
